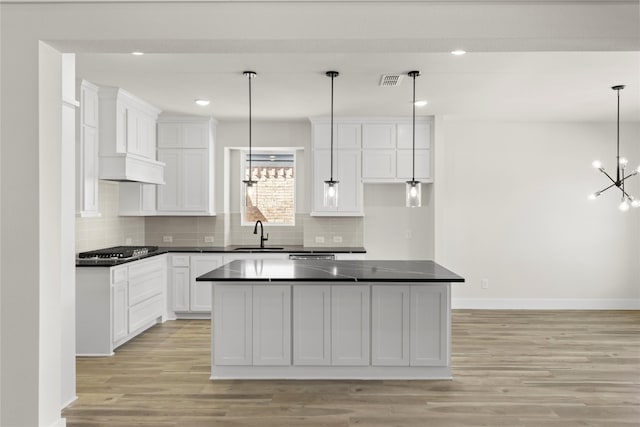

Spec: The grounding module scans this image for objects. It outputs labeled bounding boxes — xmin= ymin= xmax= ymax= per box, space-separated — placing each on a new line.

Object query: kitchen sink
xmin=233 ymin=247 xmax=285 ymax=251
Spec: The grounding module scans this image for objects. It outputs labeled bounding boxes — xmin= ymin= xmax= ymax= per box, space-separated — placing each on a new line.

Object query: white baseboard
xmin=61 ymin=395 xmax=78 ymax=409
xmin=452 ymin=298 xmax=640 ymax=310
xmin=49 ymin=418 xmax=66 ymax=427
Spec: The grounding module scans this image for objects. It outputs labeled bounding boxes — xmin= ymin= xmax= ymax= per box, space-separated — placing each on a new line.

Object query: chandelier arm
xmin=621 ymin=171 xmax=639 ymax=182
xmin=596 ymin=182 xmax=618 ymax=194
xmin=620 ymin=187 xmax=633 ymax=200
xmin=598 ymin=169 xmax=618 ymax=184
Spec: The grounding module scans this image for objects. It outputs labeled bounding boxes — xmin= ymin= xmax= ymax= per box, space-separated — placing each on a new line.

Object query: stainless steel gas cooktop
xmin=78 ymin=246 xmax=159 ymax=259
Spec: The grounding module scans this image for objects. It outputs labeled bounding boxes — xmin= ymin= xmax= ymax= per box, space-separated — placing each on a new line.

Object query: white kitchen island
xmin=196 ymin=260 xmax=464 ymax=380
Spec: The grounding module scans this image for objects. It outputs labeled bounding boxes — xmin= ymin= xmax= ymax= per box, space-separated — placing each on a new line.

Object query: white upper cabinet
xmin=156 ymin=116 xmax=216 ymax=216
xmin=362 ymin=118 xmax=433 ymax=183
xmin=97 ymin=87 xmax=164 ymax=184
xmin=310 ymin=119 xmax=364 ymax=216
xmin=363 ymin=123 xmax=396 ymax=149
xmin=312 ymin=122 xmax=361 ymax=150
xmin=76 ymin=80 xmax=101 ymax=217
xmin=397 ymin=122 xmax=431 ymax=150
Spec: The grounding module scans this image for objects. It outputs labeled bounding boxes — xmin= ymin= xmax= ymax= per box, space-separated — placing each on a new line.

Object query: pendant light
xmin=406 ymin=70 xmax=422 ymax=208
xmin=588 ymin=85 xmax=640 ymax=211
xmin=242 ymin=71 xmax=257 ymax=206
xmin=324 ymin=71 xmax=339 ymax=208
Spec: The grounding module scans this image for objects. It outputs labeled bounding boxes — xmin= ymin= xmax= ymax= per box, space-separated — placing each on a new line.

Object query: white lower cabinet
xmin=76 ymin=255 xmax=166 ymax=356
xmin=213 ymin=285 xmax=253 ymax=365
xmin=331 ymin=285 xmax=370 ymax=366
xmin=211 ymin=282 xmax=450 ymax=377
xmin=253 ymin=286 xmax=291 ymax=366
xmin=190 ymin=255 xmax=223 ymax=312
xmin=293 ymin=285 xmax=331 ymax=365
xmin=410 ymin=284 xmax=449 ymax=366
xmin=169 ymin=253 xmax=223 ymax=316
xmin=371 ymin=285 xmax=410 ymax=366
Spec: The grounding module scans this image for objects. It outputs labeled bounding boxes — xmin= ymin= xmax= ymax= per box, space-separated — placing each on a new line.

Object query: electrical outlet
xmin=204 ymin=236 xmax=215 ymax=243
xmin=405 ymin=230 xmax=412 ymax=239
xmin=333 ymin=236 xmax=343 ymax=243
xmin=315 ymin=236 xmax=325 ymax=244
xmin=481 ymin=279 xmax=489 ymax=289
xmin=163 ymin=235 xmax=173 ymax=243
xmin=125 ymin=237 xmax=132 ymax=245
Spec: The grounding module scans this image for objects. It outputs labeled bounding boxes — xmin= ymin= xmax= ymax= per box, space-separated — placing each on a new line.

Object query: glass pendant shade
xmin=244 ymin=179 xmax=257 ymax=207
xmin=406 ymin=181 xmax=422 ymax=208
xmin=324 ymin=180 xmax=339 ymax=208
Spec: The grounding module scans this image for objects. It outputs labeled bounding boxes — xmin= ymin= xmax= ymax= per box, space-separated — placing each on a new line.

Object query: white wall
xmin=216 ymin=120 xmax=311 ymax=214
xmin=363 ymin=183 xmax=435 ymax=260
xmin=435 ymin=120 xmax=640 ymax=308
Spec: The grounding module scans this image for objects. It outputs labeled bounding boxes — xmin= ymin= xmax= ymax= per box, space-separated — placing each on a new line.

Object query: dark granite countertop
xmin=162 ymin=245 xmax=366 ymax=254
xmin=76 ymin=246 xmax=366 ymax=267
xmin=196 ymin=260 xmax=465 ymax=283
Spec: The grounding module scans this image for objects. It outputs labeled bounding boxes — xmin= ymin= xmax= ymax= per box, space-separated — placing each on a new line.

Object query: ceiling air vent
xmin=380 ymin=74 xmax=404 ymax=87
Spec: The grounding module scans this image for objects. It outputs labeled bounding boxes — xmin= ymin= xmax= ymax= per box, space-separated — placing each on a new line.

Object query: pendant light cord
xmin=249 ymin=73 xmax=253 ymax=180
xmin=330 ymin=72 xmax=335 ymax=181
xmin=243 ymin=71 xmax=256 ymax=184
xmin=412 ymin=72 xmax=416 ymax=182
xmin=616 ymin=86 xmax=620 ymax=183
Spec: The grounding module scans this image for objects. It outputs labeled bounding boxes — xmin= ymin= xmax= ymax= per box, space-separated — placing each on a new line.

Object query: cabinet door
xmin=81 ymin=126 xmax=100 ymax=215
xmin=362 ymin=150 xmax=396 ymax=179
xmin=313 ymin=123 xmax=361 ymax=150
xmin=397 ymin=149 xmax=431 ymax=181
xmin=183 ymin=123 xmax=208 ymax=148
xmin=372 ymin=286 xmax=410 ymax=366
xmin=336 ymin=150 xmax=363 ymax=214
xmin=397 ymin=122 xmax=431 ymax=150
xmin=171 ymin=267 xmax=190 ymax=312
xmin=337 ymin=123 xmax=361 ymax=149
xmin=157 ymin=122 xmax=182 ymax=148
xmin=293 ymin=285 xmax=331 ymax=366
xmin=331 ymin=285 xmax=370 ymax=366
xmin=111 ymin=282 xmax=128 ymax=343
xmin=362 ymin=123 xmax=396 ymax=149
xmin=410 ymin=285 xmax=449 ymax=366
xmin=190 ymin=255 xmax=222 ymax=312
xmin=253 ymin=285 xmax=291 ymax=366
xmin=157 ymin=149 xmax=181 ymax=211
xmin=213 ymin=285 xmax=252 ymax=365
xmin=182 ymin=149 xmax=208 ymax=211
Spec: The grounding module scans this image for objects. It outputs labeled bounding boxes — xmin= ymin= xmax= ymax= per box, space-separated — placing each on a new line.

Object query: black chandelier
xmin=589 ymin=85 xmax=639 ymax=211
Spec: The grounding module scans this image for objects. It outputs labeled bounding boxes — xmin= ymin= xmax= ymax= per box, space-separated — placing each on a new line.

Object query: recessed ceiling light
xmin=131 ymin=51 xmax=144 ymax=56
xmin=414 ymin=100 xmax=428 ymax=107
xmin=195 ymin=99 xmax=210 ymax=107
xmin=451 ymin=50 xmax=466 ymax=56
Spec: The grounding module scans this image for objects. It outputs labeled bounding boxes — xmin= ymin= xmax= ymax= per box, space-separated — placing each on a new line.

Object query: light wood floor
xmin=63 ymin=310 xmax=640 ymax=426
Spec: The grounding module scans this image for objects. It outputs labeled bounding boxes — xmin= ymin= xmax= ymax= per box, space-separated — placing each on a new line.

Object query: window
xmin=242 ymin=151 xmax=296 ymax=226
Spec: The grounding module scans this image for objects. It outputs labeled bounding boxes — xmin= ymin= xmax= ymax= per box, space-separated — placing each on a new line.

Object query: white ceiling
xmin=76 ymin=51 xmax=640 ymax=122
xmin=68 ymin=0 xmax=639 ymax=122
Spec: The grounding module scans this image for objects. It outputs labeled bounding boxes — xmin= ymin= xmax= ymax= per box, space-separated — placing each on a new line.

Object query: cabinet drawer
xmin=129 ymin=257 xmax=163 ymax=279
xmin=172 ymin=255 xmax=190 ymax=267
xmin=128 ymin=294 xmax=163 ymax=333
xmin=129 ymin=270 xmax=163 ymax=306
xmin=111 ymin=266 xmax=128 ymax=284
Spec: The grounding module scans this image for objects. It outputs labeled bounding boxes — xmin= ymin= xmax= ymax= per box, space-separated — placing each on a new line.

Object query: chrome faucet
xmin=253 ymin=220 xmax=269 ymax=248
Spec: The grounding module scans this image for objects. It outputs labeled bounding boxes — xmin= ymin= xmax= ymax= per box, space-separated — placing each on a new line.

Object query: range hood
xmin=99 ymin=153 xmax=165 ymax=185
xmin=97 ymin=87 xmax=165 ymax=185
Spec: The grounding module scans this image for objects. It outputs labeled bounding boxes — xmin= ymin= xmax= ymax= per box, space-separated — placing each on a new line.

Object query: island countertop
xmin=196 ymin=260 xmax=465 ymax=283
